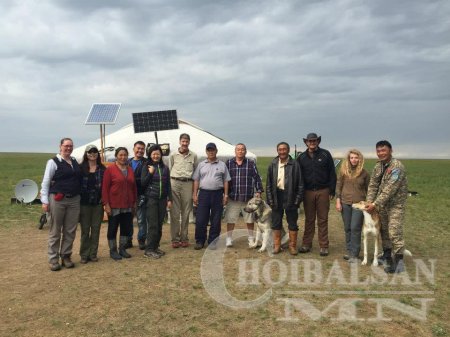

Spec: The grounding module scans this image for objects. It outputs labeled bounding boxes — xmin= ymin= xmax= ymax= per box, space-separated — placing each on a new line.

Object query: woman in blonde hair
xmin=335 ymin=149 xmax=370 ymax=263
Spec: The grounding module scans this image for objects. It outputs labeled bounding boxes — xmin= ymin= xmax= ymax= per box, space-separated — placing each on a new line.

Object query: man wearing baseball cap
xmin=192 ymin=142 xmax=231 ymax=250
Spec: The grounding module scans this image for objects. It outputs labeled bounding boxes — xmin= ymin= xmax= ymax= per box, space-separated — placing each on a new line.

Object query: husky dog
xmin=245 ymin=196 xmax=288 ymax=253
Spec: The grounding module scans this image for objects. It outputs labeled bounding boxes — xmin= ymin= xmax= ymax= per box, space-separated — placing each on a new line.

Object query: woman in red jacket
xmin=102 ymin=147 xmax=137 ymax=260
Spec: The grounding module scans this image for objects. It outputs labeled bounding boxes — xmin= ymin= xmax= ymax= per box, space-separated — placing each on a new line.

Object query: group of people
xmin=40 ymin=133 xmax=408 ymax=274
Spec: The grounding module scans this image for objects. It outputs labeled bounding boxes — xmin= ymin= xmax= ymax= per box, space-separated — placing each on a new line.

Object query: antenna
xmin=15 ymin=179 xmax=38 ymax=204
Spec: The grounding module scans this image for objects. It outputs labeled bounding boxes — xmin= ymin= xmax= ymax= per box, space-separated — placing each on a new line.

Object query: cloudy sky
xmin=1 ymin=0 xmax=449 ymax=158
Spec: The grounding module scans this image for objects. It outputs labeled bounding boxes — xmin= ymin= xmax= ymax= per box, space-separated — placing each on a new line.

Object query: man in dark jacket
xmin=128 ymin=141 xmax=148 ymax=249
xmin=297 ymin=133 xmax=337 ymax=256
xmin=266 ymin=142 xmax=303 ymax=255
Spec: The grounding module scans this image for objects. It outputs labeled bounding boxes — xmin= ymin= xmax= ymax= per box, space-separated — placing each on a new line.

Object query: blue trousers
xmin=341 ymin=203 xmax=363 ymax=257
xmin=195 ymin=189 xmax=223 ymax=245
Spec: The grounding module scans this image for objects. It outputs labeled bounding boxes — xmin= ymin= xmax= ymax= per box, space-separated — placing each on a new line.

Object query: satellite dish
xmin=15 ymin=179 xmax=38 ymax=204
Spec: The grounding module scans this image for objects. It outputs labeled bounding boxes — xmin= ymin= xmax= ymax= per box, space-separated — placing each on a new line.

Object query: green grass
xmin=1 ymin=153 xmax=449 ymax=337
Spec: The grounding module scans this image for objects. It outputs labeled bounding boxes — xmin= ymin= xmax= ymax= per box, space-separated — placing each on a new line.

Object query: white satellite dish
xmin=15 ymin=179 xmax=38 ymax=204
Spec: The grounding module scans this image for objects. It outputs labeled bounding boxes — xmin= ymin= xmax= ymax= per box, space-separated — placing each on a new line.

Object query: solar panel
xmin=132 ymin=110 xmax=179 ymax=133
xmin=85 ymin=103 xmax=121 ymax=125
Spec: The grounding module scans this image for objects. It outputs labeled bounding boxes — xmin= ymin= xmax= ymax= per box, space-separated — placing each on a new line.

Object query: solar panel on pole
xmin=84 ymin=103 xmax=121 ymax=162
xmin=85 ymin=103 xmax=121 ymax=125
xmin=132 ymin=110 xmax=179 ymax=133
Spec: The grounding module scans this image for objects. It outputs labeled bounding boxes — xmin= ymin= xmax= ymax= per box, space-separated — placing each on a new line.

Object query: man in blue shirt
xmin=127 ymin=141 xmax=147 ymax=250
xmin=192 ymin=143 xmax=231 ymax=250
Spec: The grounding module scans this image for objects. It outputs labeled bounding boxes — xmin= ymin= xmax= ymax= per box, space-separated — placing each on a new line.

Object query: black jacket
xmin=297 ymin=147 xmax=337 ymax=196
xmin=266 ymin=156 xmax=303 ymax=209
xmin=128 ymin=157 xmax=148 ymax=196
xmin=141 ymin=161 xmax=172 ymax=201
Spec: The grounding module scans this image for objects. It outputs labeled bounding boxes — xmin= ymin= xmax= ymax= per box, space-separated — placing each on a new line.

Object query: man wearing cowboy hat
xmin=297 ymin=133 xmax=337 ymax=256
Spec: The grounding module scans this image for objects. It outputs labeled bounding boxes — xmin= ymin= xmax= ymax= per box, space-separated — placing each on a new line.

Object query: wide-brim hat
xmin=303 ymin=133 xmax=321 ymax=144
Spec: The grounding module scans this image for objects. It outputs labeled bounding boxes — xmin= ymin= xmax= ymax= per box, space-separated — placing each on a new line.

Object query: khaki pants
xmin=48 ymin=194 xmax=80 ymax=263
xmin=170 ymin=179 xmax=193 ymax=242
xmin=302 ymin=188 xmax=330 ymax=249
xmin=79 ymin=204 xmax=103 ymax=259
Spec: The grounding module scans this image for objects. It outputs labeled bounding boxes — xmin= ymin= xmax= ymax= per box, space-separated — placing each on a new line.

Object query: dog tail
xmin=403 ymin=249 xmax=412 ymax=257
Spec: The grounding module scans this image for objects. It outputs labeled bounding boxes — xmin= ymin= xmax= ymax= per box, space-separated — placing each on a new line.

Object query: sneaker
xmin=194 ymin=242 xmax=204 ymax=250
xmin=80 ymin=257 xmax=88 ymax=264
xmin=172 ymin=242 xmax=181 ymax=248
xmin=144 ymin=250 xmax=161 ymax=259
xmin=49 ymin=262 xmax=61 ymax=271
xmin=156 ymin=248 xmax=166 ymax=256
xmin=298 ymin=246 xmax=311 ymax=254
xmin=226 ymin=237 xmax=233 ymax=247
xmin=319 ymin=248 xmax=329 ymax=257
xmin=61 ymin=257 xmax=75 ymax=268
xmin=180 ymin=241 xmax=189 ymax=248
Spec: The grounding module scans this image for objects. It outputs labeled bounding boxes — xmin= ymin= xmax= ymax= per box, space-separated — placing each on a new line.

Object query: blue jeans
xmin=136 ymin=201 xmax=148 ymax=242
xmin=195 ymin=189 xmax=223 ymax=245
xmin=341 ymin=203 xmax=363 ymax=257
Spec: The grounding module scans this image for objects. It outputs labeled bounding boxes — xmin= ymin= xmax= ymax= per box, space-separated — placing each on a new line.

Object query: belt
xmin=171 ymin=177 xmax=193 ymax=182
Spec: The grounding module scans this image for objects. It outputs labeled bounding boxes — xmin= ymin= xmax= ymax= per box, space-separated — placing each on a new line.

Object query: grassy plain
xmin=0 ymin=153 xmax=449 ymax=337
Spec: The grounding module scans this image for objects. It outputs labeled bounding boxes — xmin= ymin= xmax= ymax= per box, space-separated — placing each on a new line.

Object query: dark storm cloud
xmin=0 ymin=0 xmax=449 ymax=157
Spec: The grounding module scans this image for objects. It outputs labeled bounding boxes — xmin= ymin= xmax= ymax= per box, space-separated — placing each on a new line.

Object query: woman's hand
xmin=167 ymin=200 xmax=172 ymax=210
xmin=335 ymin=198 xmax=342 ymax=212
xmin=104 ymin=204 xmax=111 ymax=216
xmin=148 ymin=165 xmax=155 ymax=174
xmin=42 ymin=203 xmax=49 ymax=213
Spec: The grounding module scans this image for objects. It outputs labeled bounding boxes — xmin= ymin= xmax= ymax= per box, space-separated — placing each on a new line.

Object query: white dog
xmin=244 ymin=197 xmax=288 ymax=253
xmin=352 ymin=201 xmax=412 ymax=266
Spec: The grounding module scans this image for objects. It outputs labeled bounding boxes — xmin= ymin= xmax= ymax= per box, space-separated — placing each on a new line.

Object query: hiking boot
xmin=49 ymin=261 xmax=61 ymax=271
xmin=61 ymin=256 xmax=75 ymax=268
xmin=144 ymin=250 xmax=161 ymax=259
xmin=138 ymin=240 xmax=146 ymax=250
xmin=378 ymin=249 xmax=392 ymax=266
xmin=194 ymin=242 xmax=204 ymax=250
xmin=385 ymin=254 xmax=405 ymax=273
xmin=108 ymin=239 xmax=122 ymax=260
xmin=319 ymin=248 xmax=329 ymax=257
xmin=298 ymin=246 xmax=311 ymax=254
xmin=288 ymin=231 xmax=298 ymax=255
xmin=156 ymin=248 xmax=166 ymax=256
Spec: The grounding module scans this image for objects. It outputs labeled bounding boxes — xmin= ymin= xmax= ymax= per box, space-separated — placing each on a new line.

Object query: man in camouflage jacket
xmin=365 ymin=140 xmax=408 ymax=273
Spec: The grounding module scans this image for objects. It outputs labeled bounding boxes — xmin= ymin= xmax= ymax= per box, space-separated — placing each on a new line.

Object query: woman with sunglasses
xmin=79 ymin=145 xmax=106 ymax=264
